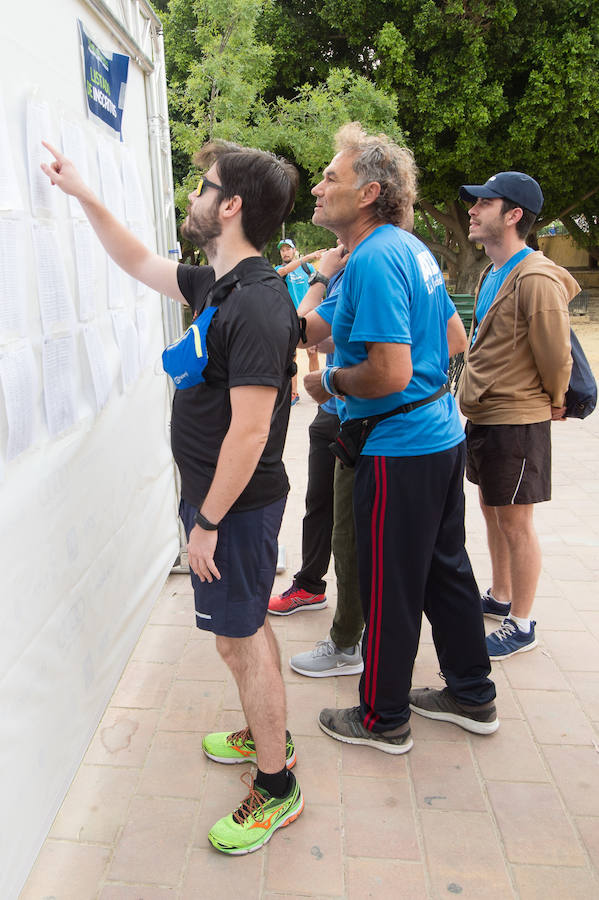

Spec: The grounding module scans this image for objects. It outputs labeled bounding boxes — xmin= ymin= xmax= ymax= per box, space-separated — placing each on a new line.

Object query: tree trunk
xmin=453 ymin=242 xmax=488 ymax=293
xmin=417 ymin=198 xmax=488 ymax=293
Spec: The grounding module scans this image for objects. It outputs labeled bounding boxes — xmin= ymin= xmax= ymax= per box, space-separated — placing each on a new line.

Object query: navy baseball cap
xmin=277 ymin=238 xmax=296 ymax=249
xmin=459 ymin=172 xmax=544 ymax=215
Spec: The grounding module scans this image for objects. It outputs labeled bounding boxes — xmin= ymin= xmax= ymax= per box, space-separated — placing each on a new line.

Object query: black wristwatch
xmin=194 ymin=510 xmax=219 ymax=530
xmin=308 ymin=270 xmax=329 ymax=288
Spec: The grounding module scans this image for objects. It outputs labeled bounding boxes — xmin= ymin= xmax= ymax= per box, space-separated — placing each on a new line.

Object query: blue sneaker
xmin=481 ymin=588 xmax=511 ymax=621
xmin=487 ymin=618 xmax=537 ymax=660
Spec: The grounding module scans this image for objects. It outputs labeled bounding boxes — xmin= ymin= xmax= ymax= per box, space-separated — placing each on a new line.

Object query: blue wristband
xmin=321 ymin=366 xmax=338 ymax=395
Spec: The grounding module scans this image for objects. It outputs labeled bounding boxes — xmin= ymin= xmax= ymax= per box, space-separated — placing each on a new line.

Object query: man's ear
xmin=359 ymin=180 xmax=381 ymax=210
xmin=505 ymin=206 xmax=523 ymax=227
xmin=221 ymin=194 xmax=243 ymax=219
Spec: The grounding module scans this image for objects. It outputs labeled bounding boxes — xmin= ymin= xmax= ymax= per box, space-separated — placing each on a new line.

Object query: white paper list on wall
xmin=26 ymin=99 xmax=57 ymax=217
xmin=31 ymin=221 xmax=76 ymax=333
xmin=0 ymin=92 xmax=23 ymax=211
xmin=111 ymin=309 xmax=140 ymax=390
xmin=42 ymin=332 xmax=78 ymax=436
xmin=135 ymin=305 xmax=150 ymax=368
xmin=122 ymin=144 xmax=146 ymax=224
xmin=72 ymin=220 xmax=98 ymax=321
xmin=107 ymin=255 xmax=125 ymax=308
xmin=82 ymin=323 xmax=112 ymax=411
xmin=60 ymin=118 xmax=90 ymax=219
xmin=0 ymin=217 xmax=27 ymax=339
xmin=97 ymin=137 xmax=125 ymax=223
xmin=0 ymin=341 xmax=37 ymax=460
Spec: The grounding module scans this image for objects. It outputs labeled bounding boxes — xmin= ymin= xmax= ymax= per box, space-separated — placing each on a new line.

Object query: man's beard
xmin=181 ymin=200 xmax=222 ymax=259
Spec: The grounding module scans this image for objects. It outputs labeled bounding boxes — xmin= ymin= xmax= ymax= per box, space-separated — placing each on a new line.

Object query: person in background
xmin=458 ymin=172 xmax=579 ymax=659
xmin=276 ymin=238 xmax=327 ymax=403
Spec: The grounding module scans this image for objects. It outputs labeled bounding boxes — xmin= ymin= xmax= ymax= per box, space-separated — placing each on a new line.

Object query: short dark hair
xmin=194 ymin=142 xmax=299 ymax=251
xmin=501 ymin=198 xmax=537 ymax=240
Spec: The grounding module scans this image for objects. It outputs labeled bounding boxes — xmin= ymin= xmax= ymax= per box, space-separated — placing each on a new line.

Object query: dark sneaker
xmin=268 ymin=584 xmax=327 ymax=615
xmin=481 ymin=588 xmax=511 ymax=621
xmin=409 ymin=687 xmax=499 ymax=735
xmin=208 ymin=770 xmax=303 ymax=855
xmin=486 ymin=618 xmax=537 ymax=660
xmin=318 ymin=706 xmax=413 ymax=754
xmin=289 ymin=639 xmax=363 ymax=677
xmin=202 ymin=727 xmax=296 ymax=769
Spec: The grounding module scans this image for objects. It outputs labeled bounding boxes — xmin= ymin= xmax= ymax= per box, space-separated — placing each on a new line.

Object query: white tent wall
xmin=0 ymin=3 xmax=181 ymax=897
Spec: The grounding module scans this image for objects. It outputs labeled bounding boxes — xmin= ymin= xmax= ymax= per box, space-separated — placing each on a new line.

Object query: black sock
xmin=255 ymin=766 xmax=290 ymax=798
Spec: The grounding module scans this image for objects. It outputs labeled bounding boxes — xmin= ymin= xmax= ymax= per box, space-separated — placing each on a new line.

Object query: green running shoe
xmin=202 ymin=726 xmax=296 ymax=769
xmin=208 ymin=770 xmax=304 ymax=855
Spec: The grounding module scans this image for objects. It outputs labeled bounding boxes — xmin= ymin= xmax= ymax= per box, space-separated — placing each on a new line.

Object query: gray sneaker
xmin=289 ymin=640 xmax=363 ymax=678
xmin=319 ymin=706 xmax=413 ymax=754
xmin=409 ymin=687 xmax=499 ymax=735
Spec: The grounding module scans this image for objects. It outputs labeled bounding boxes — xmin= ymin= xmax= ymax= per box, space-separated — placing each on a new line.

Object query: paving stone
xmin=420 ymin=809 xmax=513 ymax=898
xmin=410 ymin=741 xmax=486 ymax=812
xmin=265 ymin=804 xmax=344 ymax=896
xmin=108 ymin=796 xmax=197 ymax=885
xmin=347 ymin=858 xmax=427 ymax=899
xmin=138 ymin=730 xmax=209 ymax=799
xmin=84 ymin=707 xmax=160 ymax=767
xmin=342 ymin=774 xmax=419 ymax=860
xmin=470 ymin=719 xmax=548 ymax=783
xmin=49 ymin=764 xmax=138 ymax=843
xmin=512 ymin=863 xmax=599 ymax=899
xmin=20 ymin=841 xmax=110 ymax=900
xmin=542 ymin=745 xmax=599 ymax=816
xmin=487 ymin=781 xmax=585 ymax=866
xmin=181 ymin=847 xmax=263 ymax=899
xmin=515 ymin=689 xmax=597 ymax=745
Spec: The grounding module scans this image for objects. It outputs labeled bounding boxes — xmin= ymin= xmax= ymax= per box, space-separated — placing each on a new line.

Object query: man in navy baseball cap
xmin=457 ymin=168 xmax=580 ymax=666
xmin=459 ymin=171 xmax=544 ymax=215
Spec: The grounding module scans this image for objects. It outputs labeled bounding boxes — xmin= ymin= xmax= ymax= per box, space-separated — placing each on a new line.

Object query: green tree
xmin=163 ymin=0 xmax=275 ymax=215
xmin=253 ymin=0 xmax=599 ymax=289
xmin=319 ymin=0 xmax=599 ymax=289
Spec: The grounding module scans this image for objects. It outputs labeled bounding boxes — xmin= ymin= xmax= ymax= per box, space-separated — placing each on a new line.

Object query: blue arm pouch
xmin=162 ymin=305 xmax=218 ymax=389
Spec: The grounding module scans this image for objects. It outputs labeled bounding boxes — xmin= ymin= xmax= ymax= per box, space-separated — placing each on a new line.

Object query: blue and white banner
xmin=78 ymin=20 xmax=129 ymax=135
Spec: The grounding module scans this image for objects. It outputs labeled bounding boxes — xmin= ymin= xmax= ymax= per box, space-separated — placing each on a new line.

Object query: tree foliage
xmin=159 ymin=0 xmax=599 ymax=287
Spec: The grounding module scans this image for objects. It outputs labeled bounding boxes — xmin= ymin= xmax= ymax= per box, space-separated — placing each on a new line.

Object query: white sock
xmin=508 ymin=613 xmax=531 ymax=634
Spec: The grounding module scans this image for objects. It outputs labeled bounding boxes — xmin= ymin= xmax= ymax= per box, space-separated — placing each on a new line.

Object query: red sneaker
xmin=268 ymin=584 xmax=327 ymax=616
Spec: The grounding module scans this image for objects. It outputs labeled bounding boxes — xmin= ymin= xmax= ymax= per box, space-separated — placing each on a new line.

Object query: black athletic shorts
xmin=179 ymin=496 xmax=286 ymax=637
xmin=465 ymin=421 xmax=551 ymax=506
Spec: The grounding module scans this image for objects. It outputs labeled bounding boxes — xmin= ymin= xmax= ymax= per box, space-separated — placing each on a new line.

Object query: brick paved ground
xmin=21 ymin=372 xmax=599 ymax=899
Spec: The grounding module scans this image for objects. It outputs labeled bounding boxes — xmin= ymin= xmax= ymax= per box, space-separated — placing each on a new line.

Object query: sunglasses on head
xmin=196 ymin=175 xmax=224 ymax=196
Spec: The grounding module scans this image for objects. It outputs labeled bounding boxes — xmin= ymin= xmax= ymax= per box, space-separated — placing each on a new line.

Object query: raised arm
xmin=40 ymin=141 xmax=186 ymax=304
xmin=276 ymin=248 xmax=326 ymax=278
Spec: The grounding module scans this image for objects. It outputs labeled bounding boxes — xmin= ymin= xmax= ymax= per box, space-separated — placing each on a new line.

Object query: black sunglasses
xmin=196 ymin=176 xmax=224 ymax=196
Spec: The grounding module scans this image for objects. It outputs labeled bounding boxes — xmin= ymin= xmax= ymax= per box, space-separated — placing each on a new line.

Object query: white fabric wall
xmin=0 ymin=5 xmax=179 ymax=897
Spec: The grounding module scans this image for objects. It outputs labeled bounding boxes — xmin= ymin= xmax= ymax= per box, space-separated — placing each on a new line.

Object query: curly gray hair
xmin=334 ymin=122 xmax=418 ymax=227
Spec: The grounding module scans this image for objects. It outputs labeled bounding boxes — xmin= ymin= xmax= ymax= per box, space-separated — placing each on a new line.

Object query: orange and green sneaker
xmin=208 ymin=770 xmax=304 ymax=855
xmin=202 ymin=726 xmax=296 ymax=769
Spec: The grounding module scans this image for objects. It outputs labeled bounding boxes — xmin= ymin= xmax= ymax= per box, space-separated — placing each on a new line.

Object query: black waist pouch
xmin=329 ymin=383 xmax=450 ymax=468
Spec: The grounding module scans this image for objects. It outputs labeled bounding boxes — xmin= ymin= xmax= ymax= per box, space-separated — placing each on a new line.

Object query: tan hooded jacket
xmin=459 ymin=251 xmax=579 ymax=424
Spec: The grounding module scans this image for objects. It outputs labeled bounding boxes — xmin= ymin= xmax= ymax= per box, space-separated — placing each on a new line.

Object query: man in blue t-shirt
xmin=302 ymin=122 xmax=497 ymax=753
xmin=458 ymin=172 xmax=578 ymax=661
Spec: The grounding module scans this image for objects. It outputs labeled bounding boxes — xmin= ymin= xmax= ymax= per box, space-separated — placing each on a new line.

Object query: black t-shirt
xmin=171 ymin=256 xmax=299 ymax=512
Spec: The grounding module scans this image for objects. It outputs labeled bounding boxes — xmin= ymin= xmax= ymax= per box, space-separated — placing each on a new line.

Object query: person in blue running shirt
xmin=301 ymin=122 xmax=498 ymax=752
xmin=276 ymin=238 xmax=326 ymax=402
xmin=458 ymin=172 xmax=579 ymax=662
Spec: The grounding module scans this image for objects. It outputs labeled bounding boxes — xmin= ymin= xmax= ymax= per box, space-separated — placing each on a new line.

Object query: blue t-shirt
xmin=331 ymin=224 xmax=464 ymax=457
xmin=315 ymin=270 xmax=344 ymax=417
xmin=472 ymin=247 xmax=534 ymax=342
xmin=275 ymin=261 xmax=314 ymax=309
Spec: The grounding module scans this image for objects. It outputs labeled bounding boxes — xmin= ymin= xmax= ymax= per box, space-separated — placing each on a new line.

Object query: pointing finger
xmin=41 ymin=140 xmax=63 ymax=162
